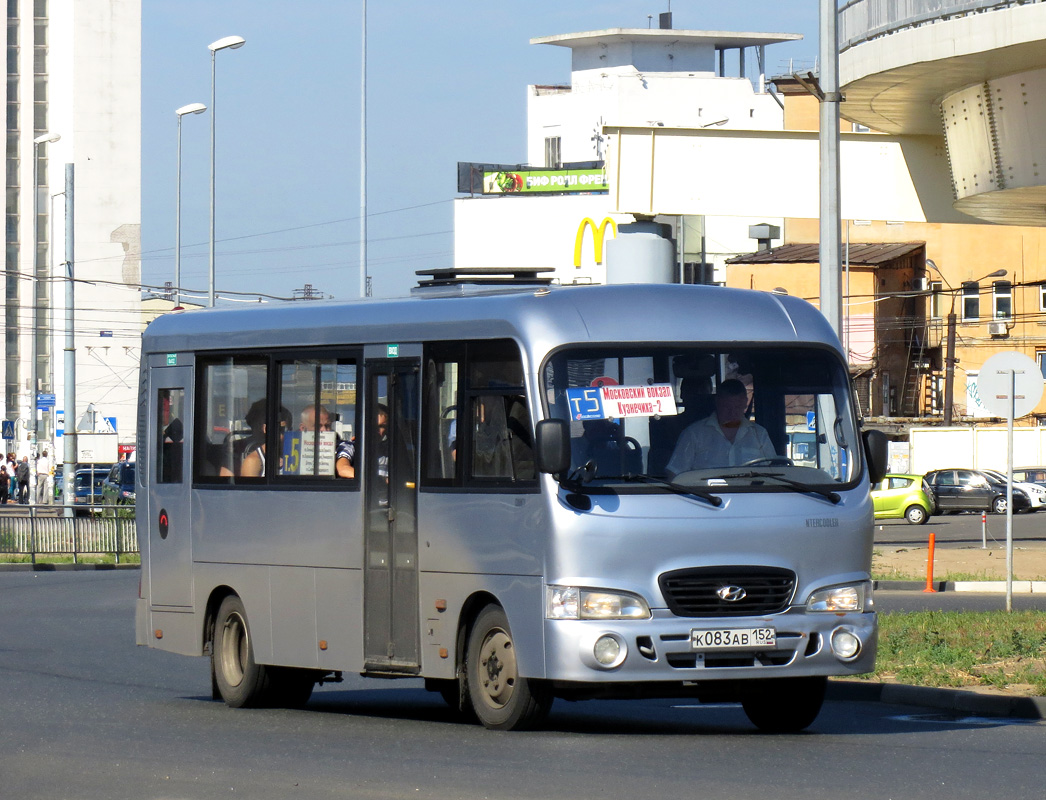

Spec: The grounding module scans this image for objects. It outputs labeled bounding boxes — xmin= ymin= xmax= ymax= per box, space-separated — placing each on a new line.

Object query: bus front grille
xmin=658 ymin=566 xmax=796 ymax=617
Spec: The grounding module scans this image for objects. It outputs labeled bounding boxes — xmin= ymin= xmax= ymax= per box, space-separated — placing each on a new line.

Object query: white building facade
xmin=454 ymin=26 xmax=799 ymax=285
xmin=4 ymin=0 xmax=140 ymax=456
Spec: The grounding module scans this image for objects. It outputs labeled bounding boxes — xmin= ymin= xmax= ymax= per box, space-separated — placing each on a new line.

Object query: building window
xmin=1038 ymin=352 xmax=1046 ymax=381
xmin=961 ymin=281 xmax=979 ymax=321
xmin=992 ymin=280 xmax=1012 ymax=320
xmin=929 ymin=280 xmax=943 ymax=319
xmin=1039 ymin=284 xmax=1046 ymax=314
xmin=544 ymin=136 xmax=561 ymax=169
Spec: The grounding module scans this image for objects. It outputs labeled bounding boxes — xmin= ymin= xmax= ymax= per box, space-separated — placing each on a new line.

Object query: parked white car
xmin=982 ymin=469 xmax=1046 ymax=511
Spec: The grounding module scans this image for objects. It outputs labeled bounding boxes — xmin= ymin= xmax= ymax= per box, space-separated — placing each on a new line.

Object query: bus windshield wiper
xmin=728 ymin=471 xmax=841 ymax=504
xmin=614 ymin=474 xmax=723 ymax=507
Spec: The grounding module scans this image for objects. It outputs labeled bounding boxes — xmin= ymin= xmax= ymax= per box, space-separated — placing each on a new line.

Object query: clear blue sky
xmin=141 ymin=1 xmax=820 ymax=302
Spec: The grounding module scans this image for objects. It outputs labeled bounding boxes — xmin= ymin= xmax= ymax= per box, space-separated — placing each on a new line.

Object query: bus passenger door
xmin=147 ymin=362 xmax=193 ymax=608
xmin=363 ymin=357 xmax=420 ymax=672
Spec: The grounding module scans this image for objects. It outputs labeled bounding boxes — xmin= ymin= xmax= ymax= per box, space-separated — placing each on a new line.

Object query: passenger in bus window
xmin=299 ymin=404 xmax=332 ymax=432
xmin=334 ymin=404 xmax=388 ymax=480
xmin=664 ymin=379 xmax=776 ymax=476
xmin=240 ymin=404 xmax=290 ymax=477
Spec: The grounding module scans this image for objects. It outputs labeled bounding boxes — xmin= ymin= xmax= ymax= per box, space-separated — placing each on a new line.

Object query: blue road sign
xmin=2 ymin=420 xmax=13 ymax=440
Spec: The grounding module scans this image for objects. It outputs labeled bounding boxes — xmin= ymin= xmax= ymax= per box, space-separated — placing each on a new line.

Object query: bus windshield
xmin=543 ymin=345 xmax=859 ymax=490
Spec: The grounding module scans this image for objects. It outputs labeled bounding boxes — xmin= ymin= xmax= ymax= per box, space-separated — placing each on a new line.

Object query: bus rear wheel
xmin=740 ymin=676 xmax=826 ymax=733
xmin=212 ymin=595 xmax=272 ymax=708
xmin=466 ymin=605 xmax=552 ymax=731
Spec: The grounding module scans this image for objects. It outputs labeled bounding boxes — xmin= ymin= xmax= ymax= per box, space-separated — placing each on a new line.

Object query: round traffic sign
xmin=976 ymin=351 xmax=1045 ymax=418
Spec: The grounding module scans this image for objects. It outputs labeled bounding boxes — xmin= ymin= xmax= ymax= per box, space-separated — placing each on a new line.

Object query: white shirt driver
xmin=665 ymin=414 xmax=776 ymax=477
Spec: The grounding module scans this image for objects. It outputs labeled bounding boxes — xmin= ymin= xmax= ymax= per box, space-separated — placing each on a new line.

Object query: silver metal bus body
xmin=136 ymin=283 xmax=882 ymax=731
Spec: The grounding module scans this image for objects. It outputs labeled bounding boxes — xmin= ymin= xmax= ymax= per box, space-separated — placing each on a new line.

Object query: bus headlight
xmin=593 ymin=634 xmax=624 ymax=666
xmin=807 ymin=581 xmax=872 ymax=613
xmin=546 ymin=586 xmax=650 ymax=620
xmin=830 ymin=626 xmax=863 ymax=661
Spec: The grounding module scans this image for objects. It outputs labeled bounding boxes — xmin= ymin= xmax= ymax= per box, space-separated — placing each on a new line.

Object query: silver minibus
xmin=136 ymin=278 xmax=887 ymax=732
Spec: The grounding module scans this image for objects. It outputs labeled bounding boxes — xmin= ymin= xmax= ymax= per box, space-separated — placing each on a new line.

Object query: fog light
xmin=831 ymin=627 xmax=862 ymax=661
xmin=593 ymin=634 xmax=625 ymax=668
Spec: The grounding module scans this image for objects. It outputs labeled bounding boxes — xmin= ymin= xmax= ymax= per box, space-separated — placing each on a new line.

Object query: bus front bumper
xmin=541 ymin=608 xmax=877 ymax=684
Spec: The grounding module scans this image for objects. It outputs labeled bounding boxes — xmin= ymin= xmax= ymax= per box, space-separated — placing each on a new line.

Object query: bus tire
xmin=741 ymin=676 xmax=826 ymax=733
xmin=465 ymin=605 xmax=552 ymax=731
xmin=212 ymin=595 xmax=271 ymax=708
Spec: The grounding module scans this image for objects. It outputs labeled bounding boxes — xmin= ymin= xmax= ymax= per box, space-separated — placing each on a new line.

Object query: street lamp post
xmin=29 ymin=131 xmax=60 ymax=502
xmin=207 ymin=35 xmax=246 ymax=308
xmin=175 ymin=103 xmax=207 ymax=308
xmin=926 ymin=260 xmax=1007 ymax=424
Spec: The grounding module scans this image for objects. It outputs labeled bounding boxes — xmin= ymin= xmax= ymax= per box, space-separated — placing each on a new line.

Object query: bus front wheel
xmin=740 ymin=676 xmax=826 ymax=733
xmin=212 ymin=595 xmax=271 ymax=708
xmin=465 ymin=605 xmax=552 ymax=731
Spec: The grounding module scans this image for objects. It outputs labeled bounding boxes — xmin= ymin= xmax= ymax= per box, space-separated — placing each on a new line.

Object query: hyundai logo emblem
xmin=716 ymin=585 xmax=747 ymax=602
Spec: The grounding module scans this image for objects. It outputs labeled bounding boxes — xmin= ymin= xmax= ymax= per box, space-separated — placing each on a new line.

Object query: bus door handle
xmin=387 ymin=506 xmax=396 ymax=523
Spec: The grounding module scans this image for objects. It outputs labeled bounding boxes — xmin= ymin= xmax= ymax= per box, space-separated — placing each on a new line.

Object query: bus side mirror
xmin=862 ymin=429 xmax=888 ymax=485
xmin=535 ymin=419 xmax=571 ymax=475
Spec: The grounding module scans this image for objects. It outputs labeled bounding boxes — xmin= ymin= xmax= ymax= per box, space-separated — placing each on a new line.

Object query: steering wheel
xmin=623 ymin=436 xmax=641 ymax=452
xmin=741 ymin=456 xmax=794 ymax=467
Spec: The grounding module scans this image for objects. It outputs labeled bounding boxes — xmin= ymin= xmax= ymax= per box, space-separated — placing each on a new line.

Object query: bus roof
xmin=142 ymin=283 xmax=840 ymax=360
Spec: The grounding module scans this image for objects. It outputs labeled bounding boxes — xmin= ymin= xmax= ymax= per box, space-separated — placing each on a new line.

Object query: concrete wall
xmin=909 ymin=426 xmax=1046 ymax=475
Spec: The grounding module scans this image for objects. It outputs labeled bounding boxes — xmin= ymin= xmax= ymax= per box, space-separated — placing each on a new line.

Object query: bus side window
xmin=276 ymin=358 xmax=357 ymax=480
xmin=157 ymin=388 xmax=185 ymax=483
xmin=195 ymin=357 xmax=268 ymax=481
xmin=422 ymin=345 xmax=462 ymax=485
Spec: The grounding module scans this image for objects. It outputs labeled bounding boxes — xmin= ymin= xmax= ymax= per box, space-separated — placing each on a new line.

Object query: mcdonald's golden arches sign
xmin=574 ymin=217 xmax=617 ymax=268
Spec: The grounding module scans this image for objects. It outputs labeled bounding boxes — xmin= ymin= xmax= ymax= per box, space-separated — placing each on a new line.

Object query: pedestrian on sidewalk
xmin=15 ymin=456 xmax=29 ymax=504
xmin=35 ymin=449 xmax=52 ymax=505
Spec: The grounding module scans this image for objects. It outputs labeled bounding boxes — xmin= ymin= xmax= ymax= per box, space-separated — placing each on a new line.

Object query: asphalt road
xmin=874 ymin=509 xmax=1046 ymax=548
xmin=2 ymin=570 xmax=1046 ymax=799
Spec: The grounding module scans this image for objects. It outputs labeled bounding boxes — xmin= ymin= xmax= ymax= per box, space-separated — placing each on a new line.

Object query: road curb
xmin=829 ymin=679 xmax=1046 ymax=719
xmin=0 ymin=562 xmax=139 ymax=572
xmin=874 ymin=579 xmax=1046 ymax=593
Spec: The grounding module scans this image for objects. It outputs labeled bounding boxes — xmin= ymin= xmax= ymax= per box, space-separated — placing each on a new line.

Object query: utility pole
xmin=818 ymin=0 xmax=842 ymax=338
xmin=62 ymin=163 xmax=75 ymax=514
xmin=943 ymin=309 xmax=957 ymax=425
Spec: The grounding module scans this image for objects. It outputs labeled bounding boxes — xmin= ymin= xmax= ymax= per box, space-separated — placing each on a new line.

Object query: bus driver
xmin=665 ymin=378 xmax=776 ymax=477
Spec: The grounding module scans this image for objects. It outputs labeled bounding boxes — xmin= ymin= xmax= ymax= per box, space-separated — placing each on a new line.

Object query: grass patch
xmin=872 ymin=566 xmax=1007 ymax=582
xmin=867 ymin=611 xmax=1046 ymax=695
xmin=0 ymin=553 xmax=139 ymax=565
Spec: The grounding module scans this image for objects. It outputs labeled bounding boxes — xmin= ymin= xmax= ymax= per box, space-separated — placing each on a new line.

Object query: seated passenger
xmin=335 ymin=404 xmax=388 ymax=480
xmin=240 ymin=405 xmax=291 ymax=477
xmin=665 ymin=379 xmax=776 ymax=477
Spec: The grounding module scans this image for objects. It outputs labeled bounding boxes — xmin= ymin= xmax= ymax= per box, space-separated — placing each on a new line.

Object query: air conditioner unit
xmin=988 ymin=320 xmax=1009 ymax=337
xmin=915 ymin=277 xmax=929 ymax=292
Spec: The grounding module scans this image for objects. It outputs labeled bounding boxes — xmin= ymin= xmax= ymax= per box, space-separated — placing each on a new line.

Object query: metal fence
xmin=0 ymin=507 xmax=138 ymax=563
xmin=839 ymin=0 xmax=1043 ymax=52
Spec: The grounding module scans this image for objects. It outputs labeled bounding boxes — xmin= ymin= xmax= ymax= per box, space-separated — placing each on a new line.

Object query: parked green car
xmin=871 ymin=473 xmax=935 ymax=525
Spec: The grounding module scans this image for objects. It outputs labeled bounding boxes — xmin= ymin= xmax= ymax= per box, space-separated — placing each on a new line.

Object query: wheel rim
xmin=219 ymin=611 xmax=248 ymax=688
xmin=907 ymin=507 xmax=925 ymax=523
xmin=476 ymin=627 xmax=517 ymax=710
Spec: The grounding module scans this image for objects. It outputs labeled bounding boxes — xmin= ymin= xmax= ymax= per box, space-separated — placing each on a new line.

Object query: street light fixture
xmin=175 ymin=103 xmax=207 ymax=308
xmin=29 ymin=131 xmax=60 ymax=502
xmin=926 ymin=260 xmax=1007 ymax=425
xmin=208 ymin=35 xmax=245 ymax=308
